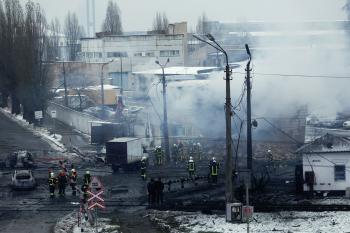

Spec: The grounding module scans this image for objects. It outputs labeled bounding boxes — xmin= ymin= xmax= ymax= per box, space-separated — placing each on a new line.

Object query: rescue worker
xmin=70 ymin=168 xmax=78 ymax=196
xmin=187 ymin=156 xmax=196 ymax=179
xmin=196 ymin=142 xmax=202 ymax=160
xmin=209 ymin=157 xmax=219 ymax=184
xmin=178 ymin=141 xmax=185 ymax=161
xmin=83 ymin=170 xmax=91 ymax=185
xmin=81 ymin=182 xmax=89 ymax=203
xmin=147 ymin=178 xmax=156 ymax=206
xmin=172 ymin=144 xmax=179 ymax=163
xmin=48 ymin=172 xmax=57 ymax=198
xmin=140 ymin=156 xmax=147 ymax=180
xmin=154 ymin=177 xmax=164 ymax=205
xmin=154 ymin=146 xmax=163 ymax=166
xmin=57 ymin=170 xmax=68 ymax=197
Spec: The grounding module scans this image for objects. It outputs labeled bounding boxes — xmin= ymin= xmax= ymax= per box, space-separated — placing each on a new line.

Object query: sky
xmin=19 ymin=0 xmax=347 ymax=32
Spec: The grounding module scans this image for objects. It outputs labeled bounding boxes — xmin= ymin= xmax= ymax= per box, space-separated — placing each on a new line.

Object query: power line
xmin=232 ymin=71 xmax=350 ymax=79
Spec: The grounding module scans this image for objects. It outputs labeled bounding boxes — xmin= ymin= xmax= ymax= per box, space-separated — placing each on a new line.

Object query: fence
xmin=47 ymin=102 xmax=100 ymax=135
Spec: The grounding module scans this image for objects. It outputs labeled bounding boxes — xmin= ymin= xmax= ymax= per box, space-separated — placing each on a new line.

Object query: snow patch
xmin=150 ymin=210 xmax=350 ymax=233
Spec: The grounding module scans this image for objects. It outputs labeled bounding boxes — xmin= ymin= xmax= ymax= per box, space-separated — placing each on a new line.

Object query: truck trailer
xmin=106 ymin=137 xmax=143 ymax=172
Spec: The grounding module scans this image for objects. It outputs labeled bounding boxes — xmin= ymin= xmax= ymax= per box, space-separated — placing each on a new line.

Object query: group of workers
xmin=172 ymin=142 xmax=203 ymax=163
xmin=187 ymin=156 xmax=219 ymax=183
xmin=48 ymin=166 xmax=92 ymax=200
xmin=152 ymin=141 xmax=203 ymax=166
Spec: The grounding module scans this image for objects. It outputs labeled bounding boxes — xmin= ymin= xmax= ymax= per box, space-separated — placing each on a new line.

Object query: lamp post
xmin=120 ymin=56 xmax=123 ymax=95
xmin=193 ymin=34 xmax=234 ymax=204
xmin=155 ymin=58 xmax=170 ymax=164
xmin=245 ymin=44 xmax=253 ymax=171
xmin=100 ymin=59 xmax=114 ymax=119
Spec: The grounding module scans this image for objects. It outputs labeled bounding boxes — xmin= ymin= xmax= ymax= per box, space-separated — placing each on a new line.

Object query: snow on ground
xmin=0 ymin=108 xmax=66 ymax=152
xmin=150 ymin=210 xmax=350 ymax=233
xmin=72 ymin=218 xmax=120 ymax=233
xmin=312 ymin=197 xmax=350 ymax=205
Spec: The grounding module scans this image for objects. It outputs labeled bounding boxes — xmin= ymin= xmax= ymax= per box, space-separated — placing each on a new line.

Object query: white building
xmin=297 ymin=133 xmax=350 ymax=193
xmin=79 ymin=34 xmax=187 ymax=71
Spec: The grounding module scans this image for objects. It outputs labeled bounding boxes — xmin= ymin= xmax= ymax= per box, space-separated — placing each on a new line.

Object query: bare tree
xmin=64 ymin=11 xmax=83 ymax=61
xmin=152 ymin=12 xmax=168 ymax=34
xmin=102 ymin=0 xmax=122 ymax=35
xmin=18 ymin=1 xmax=53 ymax=123
xmin=0 ymin=0 xmax=54 ymax=122
xmin=47 ymin=17 xmax=61 ymax=61
xmin=344 ymin=0 xmax=350 ymax=20
xmin=2 ymin=0 xmax=24 ymax=114
xmin=196 ymin=13 xmax=211 ymax=35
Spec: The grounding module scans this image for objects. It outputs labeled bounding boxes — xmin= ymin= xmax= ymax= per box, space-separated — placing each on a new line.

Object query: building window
xmin=107 ymin=52 xmax=128 ymax=58
xmin=160 ymin=50 xmax=180 ymax=57
xmin=146 ymin=52 xmax=155 ymax=57
xmin=134 ymin=51 xmax=155 ymax=57
xmin=109 ymin=72 xmax=129 ymax=89
xmin=94 ymin=52 xmax=102 ymax=58
xmin=334 ymin=165 xmax=346 ymax=181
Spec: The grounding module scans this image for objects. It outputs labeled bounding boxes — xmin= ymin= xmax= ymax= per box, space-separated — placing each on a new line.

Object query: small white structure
xmin=297 ymin=133 xmax=350 ymax=192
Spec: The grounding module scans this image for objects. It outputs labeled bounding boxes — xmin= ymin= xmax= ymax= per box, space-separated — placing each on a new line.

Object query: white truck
xmin=106 ymin=137 xmax=144 ymax=172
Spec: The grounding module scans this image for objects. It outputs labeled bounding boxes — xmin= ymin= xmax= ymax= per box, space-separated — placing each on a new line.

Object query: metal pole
xmin=63 ymin=62 xmax=68 ymax=107
xmin=225 ymin=61 xmax=234 ymax=203
xmin=120 ymin=56 xmax=123 ymax=95
xmin=245 ymin=44 xmax=253 ymax=171
xmin=193 ymin=34 xmax=234 ymax=204
xmin=101 ymin=63 xmax=106 ymax=119
xmin=246 ymin=62 xmax=252 ymax=170
xmin=162 ymin=66 xmax=170 ymax=163
xmin=246 ymin=183 xmax=250 ymax=233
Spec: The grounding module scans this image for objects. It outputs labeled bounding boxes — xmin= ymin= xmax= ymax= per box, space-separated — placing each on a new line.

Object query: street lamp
xmin=100 ymin=59 xmax=114 ymax=119
xmin=155 ymin=58 xmax=170 ymax=164
xmin=193 ymin=34 xmax=234 ymax=204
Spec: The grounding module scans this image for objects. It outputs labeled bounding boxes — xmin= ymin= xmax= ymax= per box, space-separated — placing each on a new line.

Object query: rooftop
xmin=296 ymin=133 xmax=350 ymax=154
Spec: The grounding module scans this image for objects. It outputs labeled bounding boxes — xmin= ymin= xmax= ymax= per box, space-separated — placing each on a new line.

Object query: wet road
xmin=0 ymin=110 xmax=52 ymax=156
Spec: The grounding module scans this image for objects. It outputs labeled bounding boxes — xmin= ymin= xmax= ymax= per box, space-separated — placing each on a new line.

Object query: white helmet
xmin=189 ymin=156 xmax=193 ymax=160
xmin=86 ymin=171 xmax=90 ymax=174
xmin=50 ymin=172 xmax=54 ymax=178
xmin=71 ymin=168 xmax=76 ymax=173
xmin=197 ymin=143 xmax=201 ymax=146
xmin=141 ymin=156 xmax=147 ymax=161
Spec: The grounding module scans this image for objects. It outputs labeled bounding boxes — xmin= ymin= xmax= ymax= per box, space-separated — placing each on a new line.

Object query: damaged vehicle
xmin=6 ymin=150 xmax=35 ymax=168
xmin=11 ymin=170 xmax=37 ymax=190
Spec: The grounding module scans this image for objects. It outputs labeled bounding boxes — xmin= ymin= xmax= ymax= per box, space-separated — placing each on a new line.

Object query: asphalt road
xmin=0 ymin=110 xmax=52 ymax=156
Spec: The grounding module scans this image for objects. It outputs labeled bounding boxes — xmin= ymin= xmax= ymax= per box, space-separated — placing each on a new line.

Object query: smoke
xmin=150 ymin=26 xmax=350 ymax=139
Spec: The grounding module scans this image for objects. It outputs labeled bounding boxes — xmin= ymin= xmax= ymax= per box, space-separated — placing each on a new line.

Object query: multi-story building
xmin=79 ymin=33 xmax=187 ymax=71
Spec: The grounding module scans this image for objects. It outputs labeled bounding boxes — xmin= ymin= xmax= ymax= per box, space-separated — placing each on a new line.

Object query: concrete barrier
xmin=47 ymin=102 xmax=100 ymax=135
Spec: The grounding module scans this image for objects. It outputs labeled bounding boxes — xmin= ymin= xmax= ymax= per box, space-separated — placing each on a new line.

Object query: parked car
xmin=83 ymin=106 xmax=116 ymax=119
xmin=11 ymin=170 xmax=36 ymax=190
xmin=6 ymin=150 xmax=34 ymax=168
xmin=343 ymin=121 xmax=350 ymax=129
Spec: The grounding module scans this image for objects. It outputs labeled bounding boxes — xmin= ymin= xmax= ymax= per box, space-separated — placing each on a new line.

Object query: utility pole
xmin=100 ymin=61 xmax=110 ymax=119
xmin=120 ymin=56 xmax=123 ymax=95
xmin=62 ymin=61 xmax=68 ymax=107
xmin=245 ymin=44 xmax=253 ymax=171
xmin=194 ymin=34 xmax=234 ymax=203
xmin=155 ymin=59 xmax=170 ymax=164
